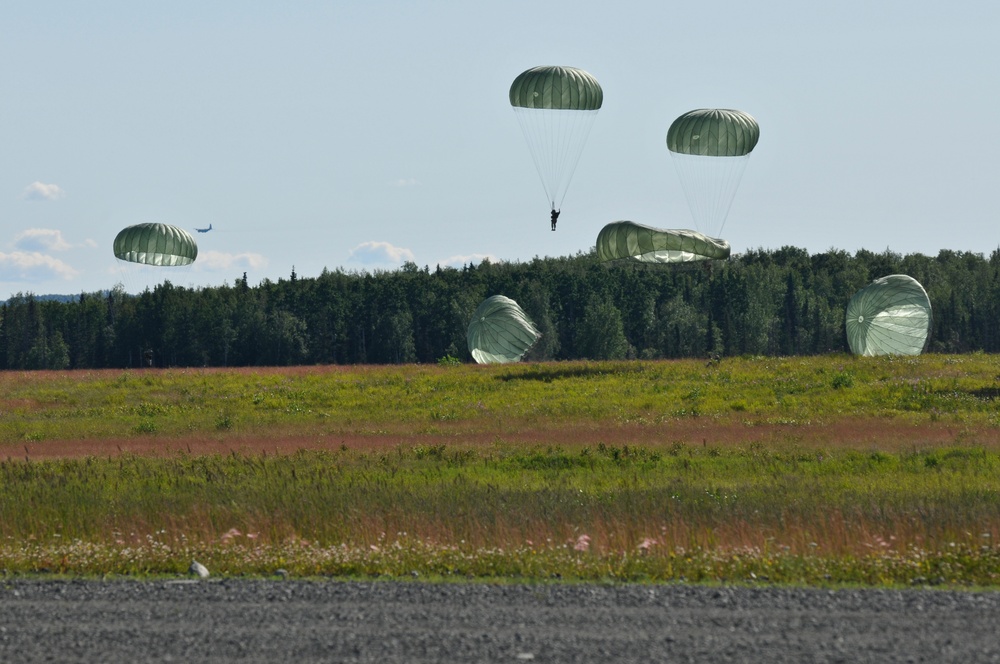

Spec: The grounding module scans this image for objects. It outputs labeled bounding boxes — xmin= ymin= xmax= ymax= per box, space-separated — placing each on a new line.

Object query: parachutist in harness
xmin=550 ymin=207 xmax=560 ymax=231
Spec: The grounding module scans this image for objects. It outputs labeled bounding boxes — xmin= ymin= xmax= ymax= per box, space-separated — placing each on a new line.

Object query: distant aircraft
xmin=195 ymin=224 xmax=212 ymax=233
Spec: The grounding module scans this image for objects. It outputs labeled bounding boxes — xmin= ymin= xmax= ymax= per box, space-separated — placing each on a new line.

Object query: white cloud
xmin=0 ymin=251 xmax=78 ymax=281
xmin=195 ymin=250 xmax=269 ymax=271
xmin=348 ymin=241 xmax=415 ymax=265
xmin=21 ymin=182 xmax=65 ymax=201
xmin=436 ymin=252 xmax=498 ymax=268
xmin=390 ymin=178 xmax=419 ymax=188
xmin=13 ymin=229 xmax=72 ymax=252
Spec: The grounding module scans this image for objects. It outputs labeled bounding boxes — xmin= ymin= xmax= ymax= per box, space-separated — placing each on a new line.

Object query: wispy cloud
xmin=348 ymin=241 xmax=415 ymax=265
xmin=21 ymin=182 xmax=65 ymax=201
xmin=195 ymin=250 xmax=269 ymax=271
xmin=13 ymin=229 xmax=72 ymax=252
xmin=436 ymin=252 xmax=498 ymax=268
xmin=390 ymin=178 xmax=419 ymax=188
xmin=0 ymin=252 xmax=78 ymax=281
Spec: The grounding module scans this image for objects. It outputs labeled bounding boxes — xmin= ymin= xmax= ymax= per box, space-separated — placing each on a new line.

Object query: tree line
xmin=3 ymin=246 xmax=999 ymax=370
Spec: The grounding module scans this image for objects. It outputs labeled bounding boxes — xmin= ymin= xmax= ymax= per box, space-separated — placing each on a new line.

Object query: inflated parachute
xmin=596 ymin=221 xmax=730 ymax=263
xmin=666 ymin=109 xmax=759 ymax=237
xmin=845 ymin=274 xmax=931 ymax=356
xmin=113 ymin=223 xmax=198 ymax=266
xmin=467 ymin=295 xmax=541 ymax=364
xmin=510 ymin=66 xmax=602 ymax=216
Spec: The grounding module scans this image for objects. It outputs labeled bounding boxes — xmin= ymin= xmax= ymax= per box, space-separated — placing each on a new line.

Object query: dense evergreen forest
xmin=3 ymin=246 xmax=998 ymax=370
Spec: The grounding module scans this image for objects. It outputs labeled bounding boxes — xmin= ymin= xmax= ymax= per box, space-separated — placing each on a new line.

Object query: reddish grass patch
xmin=10 ymin=417 xmax=1000 ymax=461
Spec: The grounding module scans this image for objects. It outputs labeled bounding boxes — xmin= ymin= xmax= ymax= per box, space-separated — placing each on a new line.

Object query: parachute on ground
xmin=666 ymin=108 xmax=759 ymax=237
xmin=467 ymin=295 xmax=541 ymax=364
xmin=113 ymin=223 xmax=198 ymax=266
xmin=595 ymin=221 xmax=730 ymax=263
xmin=510 ymin=66 xmax=602 ymax=217
xmin=845 ymin=274 xmax=931 ymax=356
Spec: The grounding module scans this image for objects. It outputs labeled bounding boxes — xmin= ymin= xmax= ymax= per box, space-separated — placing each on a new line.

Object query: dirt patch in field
xmin=8 ymin=418 xmax=1000 ymax=461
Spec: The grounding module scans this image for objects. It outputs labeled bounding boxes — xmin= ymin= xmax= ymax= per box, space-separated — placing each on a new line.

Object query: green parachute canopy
xmin=845 ymin=274 xmax=931 ymax=357
xmin=509 ymin=66 xmax=603 ymax=111
xmin=666 ymin=108 xmax=759 ymax=238
xmin=113 ymin=223 xmax=198 ymax=266
xmin=666 ymin=109 xmax=759 ymax=157
xmin=596 ymin=221 xmax=730 ymax=263
xmin=467 ymin=295 xmax=541 ymax=364
xmin=509 ymin=66 xmax=602 ymax=213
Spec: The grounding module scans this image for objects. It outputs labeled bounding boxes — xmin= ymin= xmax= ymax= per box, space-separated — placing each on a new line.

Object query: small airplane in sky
xmin=195 ymin=224 xmax=213 ymax=233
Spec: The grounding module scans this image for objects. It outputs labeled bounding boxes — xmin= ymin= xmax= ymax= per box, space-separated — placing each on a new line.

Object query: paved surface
xmin=1 ymin=579 xmax=999 ymax=662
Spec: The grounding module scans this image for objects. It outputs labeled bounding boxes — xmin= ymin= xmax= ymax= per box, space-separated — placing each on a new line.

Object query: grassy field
xmin=3 ymin=354 xmax=1000 ymax=585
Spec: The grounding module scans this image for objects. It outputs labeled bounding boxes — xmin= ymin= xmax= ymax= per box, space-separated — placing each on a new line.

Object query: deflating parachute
xmin=666 ymin=109 xmax=759 ymax=237
xmin=845 ymin=274 xmax=931 ymax=356
xmin=467 ymin=295 xmax=541 ymax=364
xmin=510 ymin=66 xmax=602 ymax=223
xmin=113 ymin=223 xmax=198 ymax=266
xmin=595 ymin=221 xmax=730 ymax=264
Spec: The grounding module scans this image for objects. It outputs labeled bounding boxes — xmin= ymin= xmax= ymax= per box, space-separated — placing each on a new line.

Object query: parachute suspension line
xmin=669 ymin=154 xmax=750 ymax=237
xmin=513 ymin=107 xmax=555 ymax=204
xmin=553 ymin=108 xmax=598 ymax=210
xmin=116 ymin=262 xmax=151 ymax=296
xmin=115 ymin=262 xmax=136 ymax=297
xmin=513 ymin=107 xmax=599 ymax=210
xmin=540 ymin=108 xmax=593 ymax=210
xmin=114 ymin=262 xmax=195 ymax=296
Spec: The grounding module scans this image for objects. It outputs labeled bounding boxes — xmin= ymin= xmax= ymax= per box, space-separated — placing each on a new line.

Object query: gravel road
xmin=1 ymin=579 xmax=999 ymax=663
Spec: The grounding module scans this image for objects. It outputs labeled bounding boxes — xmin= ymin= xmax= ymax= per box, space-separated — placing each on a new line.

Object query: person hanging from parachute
xmin=509 ymin=66 xmax=602 ymax=232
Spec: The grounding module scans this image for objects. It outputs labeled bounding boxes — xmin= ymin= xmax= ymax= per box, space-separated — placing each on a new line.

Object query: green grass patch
xmin=2 ymin=444 xmax=1000 ymax=585
xmin=3 ymin=354 xmax=1000 ymax=444
xmin=5 ymin=355 xmax=1000 ymax=585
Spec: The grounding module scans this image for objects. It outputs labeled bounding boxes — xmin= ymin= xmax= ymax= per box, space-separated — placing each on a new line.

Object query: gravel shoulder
xmin=2 ymin=579 xmax=999 ymax=663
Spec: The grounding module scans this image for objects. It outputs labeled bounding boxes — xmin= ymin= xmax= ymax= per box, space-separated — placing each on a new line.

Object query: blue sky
xmin=2 ymin=0 xmax=998 ymax=296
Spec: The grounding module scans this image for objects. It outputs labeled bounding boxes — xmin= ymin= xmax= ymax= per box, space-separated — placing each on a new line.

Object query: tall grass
xmin=2 ymin=444 xmax=1000 ymax=584
xmin=4 ymin=355 xmax=1000 ymax=584
xmin=4 ymin=355 xmax=1000 ymax=447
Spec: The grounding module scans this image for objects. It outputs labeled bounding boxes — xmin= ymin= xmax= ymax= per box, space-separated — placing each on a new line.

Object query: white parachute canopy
xmin=845 ymin=274 xmax=932 ymax=356
xmin=467 ymin=295 xmax=541 ymax=364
